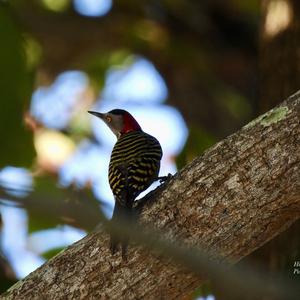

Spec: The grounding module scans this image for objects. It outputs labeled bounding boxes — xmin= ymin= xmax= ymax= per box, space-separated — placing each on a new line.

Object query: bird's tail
xmin=109 ymin=200 xmax=134 ymax=259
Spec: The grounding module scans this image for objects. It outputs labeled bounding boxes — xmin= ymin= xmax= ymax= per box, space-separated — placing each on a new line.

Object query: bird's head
xmin=88 ymin=109 xmax=142 ymax=138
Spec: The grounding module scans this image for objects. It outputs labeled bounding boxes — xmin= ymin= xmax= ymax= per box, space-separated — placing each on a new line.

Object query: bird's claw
xmin=157 ymin=173 xmax=172 ymax=184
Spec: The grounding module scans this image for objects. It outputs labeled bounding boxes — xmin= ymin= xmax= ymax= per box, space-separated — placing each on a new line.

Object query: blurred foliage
xmin=0 ymin=212 xmax=17 ymax=289
xmin=27 ymin=176 xmax=68 ymax=233
xmin=176 ymin=126 xmax=217 ymax=169
xmin=23 ymin=35 xmax=42 ymax=71
xmin=41 ymin=0 xmax=71 ymax=13
xmin=0 ymin=255 xmax=16 ymax=293
xmin=215 ymin=86 xmax=252 ymax=120
xmin=86 ymin=49 xmax=133 ymax=92
xmin=41 ymin=247 xmax=65 ymax=260
xmin=192 ymin=281 xmax=213 ymax=299
xmin=27 ymin=176 xmax=103 ymax=233
xmin=0 ymin=4 xmax=35 ymax=168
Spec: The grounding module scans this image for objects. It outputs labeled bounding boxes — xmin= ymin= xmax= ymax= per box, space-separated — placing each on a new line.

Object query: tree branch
xmin=2 ymin=91 xmax=300 ymax=299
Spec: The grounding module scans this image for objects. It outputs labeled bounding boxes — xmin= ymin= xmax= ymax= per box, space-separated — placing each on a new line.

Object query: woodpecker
xmin=88 ymin=109 xmax=163 ymax=256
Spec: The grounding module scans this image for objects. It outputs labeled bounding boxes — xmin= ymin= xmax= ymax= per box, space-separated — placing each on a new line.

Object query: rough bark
xmin=240 ymin=3 xmax=300 ymax=297
xmin=2 ymin=91 xmax=300 ymax=299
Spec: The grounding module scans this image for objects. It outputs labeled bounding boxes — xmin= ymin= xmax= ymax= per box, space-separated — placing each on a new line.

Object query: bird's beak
xmin=88 ymin=111 xmax=105 ymax=119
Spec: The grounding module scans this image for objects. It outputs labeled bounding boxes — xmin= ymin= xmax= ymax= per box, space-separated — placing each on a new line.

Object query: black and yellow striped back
xmin=108 ymin=130 xmax=162 ymax=206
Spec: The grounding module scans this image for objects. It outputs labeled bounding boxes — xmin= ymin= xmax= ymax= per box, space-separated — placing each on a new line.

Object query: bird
xmin=88 ymin=109 xmax=163 ymax=257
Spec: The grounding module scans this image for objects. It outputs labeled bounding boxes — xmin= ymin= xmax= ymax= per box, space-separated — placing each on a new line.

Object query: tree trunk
xmin=241 ymin=4 xmax=300 ymax=299
xmin=1 ymin=91 xmax=300 ymax=299
xmin=259 ymin=0 xmax=300 ymax=113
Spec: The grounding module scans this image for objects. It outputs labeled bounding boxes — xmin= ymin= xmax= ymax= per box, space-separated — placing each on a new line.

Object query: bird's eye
xmin=106 ymin=116 xmax=112 ymax=122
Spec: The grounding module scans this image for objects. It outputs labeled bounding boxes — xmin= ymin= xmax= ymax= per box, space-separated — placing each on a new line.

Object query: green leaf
xmin=0 ymin=4 xmax=35 ymax=168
